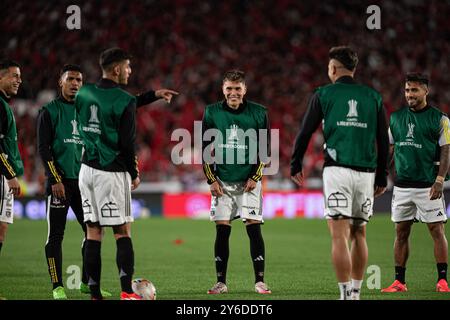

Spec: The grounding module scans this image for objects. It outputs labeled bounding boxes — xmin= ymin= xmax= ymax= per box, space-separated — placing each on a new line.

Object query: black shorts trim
xmin=326 ymin=213 xmax=369 ymax=223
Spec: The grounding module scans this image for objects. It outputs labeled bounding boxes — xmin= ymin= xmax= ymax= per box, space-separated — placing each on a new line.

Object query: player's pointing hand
xmin=155 ymin=89 xmax=179 ymax=104
xmin=291 ymin=171 xmax=304 ymax=187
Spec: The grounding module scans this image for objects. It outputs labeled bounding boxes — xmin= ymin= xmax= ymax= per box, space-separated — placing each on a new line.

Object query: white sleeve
xmin=438 ymin=115 xmax=450 ymax=146
xmin=388 ymin=127 xmax=394 ymax=145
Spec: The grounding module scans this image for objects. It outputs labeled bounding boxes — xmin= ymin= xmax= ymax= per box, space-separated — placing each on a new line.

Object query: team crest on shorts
xmin=327 ymin=192 xmax=348 ymax=208
xmin=361 ymin=198 xmax=372 ymax=215
xmin=83 ymin=199 xmax=92 ymax=214
xmin=101 ymin=202 xmax=119 ymax=218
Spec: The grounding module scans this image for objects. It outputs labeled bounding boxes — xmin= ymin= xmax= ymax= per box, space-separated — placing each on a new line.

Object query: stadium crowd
xmin=0 ymin=0 xmax=448 ymax=193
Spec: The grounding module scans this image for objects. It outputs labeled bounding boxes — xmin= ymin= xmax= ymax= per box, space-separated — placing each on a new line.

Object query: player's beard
xmin=119 ymin=73 xmax=129 ymax=85
xmin=408 ymin=98 xmax=420 ymax=109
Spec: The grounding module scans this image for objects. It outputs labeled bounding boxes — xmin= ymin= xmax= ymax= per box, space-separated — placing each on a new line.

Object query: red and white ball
xmin=132 ymin=278 xmax=157 ymax=300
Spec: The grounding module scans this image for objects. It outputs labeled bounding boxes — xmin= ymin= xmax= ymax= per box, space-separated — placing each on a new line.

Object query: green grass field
xmin=0 ymin=215 xmax=448 ymax=300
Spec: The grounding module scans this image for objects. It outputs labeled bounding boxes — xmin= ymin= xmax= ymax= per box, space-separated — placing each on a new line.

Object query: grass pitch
xmin=0 ymin=215 xmax=448 ymax=300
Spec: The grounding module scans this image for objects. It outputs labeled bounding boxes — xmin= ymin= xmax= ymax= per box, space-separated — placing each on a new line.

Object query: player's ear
xmin=113 ymin=64 xmax=121 ymax=76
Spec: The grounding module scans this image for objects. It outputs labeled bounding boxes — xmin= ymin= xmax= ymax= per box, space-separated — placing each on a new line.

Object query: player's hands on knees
xmin=291 ymin=171 xmax=304 ymax=187
xmin=7 ymin=177 xmax=21 ymax=196
xmin=429 ymin=181 xmax=443 ymax=200
xmin=51 ymin=182 xmax=66 ymax=200
xmin=131 ymin=177 xmax=141 ymax=191
xmin=374 ymin=185 xmax=386 ymax=198
xmin=210 ymin=181 xmax=223 ymax=197
xmin=244 ymin=179 xmax=257 ymax=193
xmin=155 ymin=89 xmax=179 ymax=104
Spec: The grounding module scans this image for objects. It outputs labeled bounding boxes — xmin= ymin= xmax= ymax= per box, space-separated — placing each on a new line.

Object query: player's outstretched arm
xmin=136 ymin=88 xmax=179 ymax=108
xmin=155 ymin=89 xmax=179 ymax=103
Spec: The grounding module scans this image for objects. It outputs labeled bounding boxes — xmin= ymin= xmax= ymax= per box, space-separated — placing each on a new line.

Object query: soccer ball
xmin=132 ymin=278 xmax=157 ymax=300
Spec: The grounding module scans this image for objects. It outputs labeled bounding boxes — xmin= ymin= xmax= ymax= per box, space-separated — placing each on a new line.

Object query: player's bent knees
xmin=428 ymin=222 xmax=447 ymax=240
xmin=395 ymin=221 xmax=413 ymax=240
xmin=215 ymin=220 xmax=231 ymax=226
xmin=47 ymin=233 xmax=64 ymax=243
xmin=113 ymin=223 xmax=132 ymax=239
xmin=245 ymin=219 xmax=262 ymax=226
xmin=395 ymin=229 xmax=411 ymax=243
xmin=86 ymin=222 xmax=104 ymax=241
xmin=350 ymin=224 xmax=366 ymax=237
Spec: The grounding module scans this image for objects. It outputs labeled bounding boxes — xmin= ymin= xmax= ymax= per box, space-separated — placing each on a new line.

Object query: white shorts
xmin=210 ymin=180 xmax=263 ymax=222
xmin=391 ymin=186 xmax=447 ymax=223
xmin=323 ymin=166 xmax=375 ymax=225
xmin=79 ymin=164 xmax=133 ymax=226
xmin=0 ymin=175 xmax=14 ymax=224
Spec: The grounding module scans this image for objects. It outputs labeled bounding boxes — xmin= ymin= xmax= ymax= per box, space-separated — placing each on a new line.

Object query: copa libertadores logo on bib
xmin=89 ymin=104 xmax=100 ymax=124
xmin=228 ymin=124 xmax=239 ymax=142
xmin=337 ymin=99 xmax=367 ymax=128
xmin=82 ymin=104 xmax=102 ymax=134
xmin=406 ymin=123 xmax=415 ymax=139
xmin=347 ymin=99 xmax=358 ymax=118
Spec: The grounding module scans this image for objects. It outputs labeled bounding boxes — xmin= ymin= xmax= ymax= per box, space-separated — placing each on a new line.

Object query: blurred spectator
xmin=0 ymin=0 xmax=448 ymax=192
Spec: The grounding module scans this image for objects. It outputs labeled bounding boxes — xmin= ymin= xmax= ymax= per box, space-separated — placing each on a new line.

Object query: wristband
xmin=435 ymin=176 xmax=445 ymax=184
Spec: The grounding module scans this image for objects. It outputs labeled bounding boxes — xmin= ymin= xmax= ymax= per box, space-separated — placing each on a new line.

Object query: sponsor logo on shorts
xmin=82 ymin=199 xmax=92 ymax=214
xmin=327 ymin=192 xmax=348 ymax=208
xmin=101 ymin=202 xmax=119 ymax=218
xmin=362 ymin=198 xmax=372 ymax=215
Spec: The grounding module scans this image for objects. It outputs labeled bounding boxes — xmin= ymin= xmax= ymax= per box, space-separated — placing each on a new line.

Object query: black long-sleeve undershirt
xmin=136 ymin=90 xmax=158 ymax=108
xmin=290 ymin=83 xmax=389 ymax=187
xmin=0 ymin=101 xmax=16 ymax=179
xmin=37 ymin=108 xmax=63 ymax=184
xmin=201 ymin=101 xmax=270 ymax=184
xmin=81 ymin=79 xmax=138 ymax=180
xmin=0 ymin=92 xmax=17 ymax=179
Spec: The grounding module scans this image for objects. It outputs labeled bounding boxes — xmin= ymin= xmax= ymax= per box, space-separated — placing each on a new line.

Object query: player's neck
xmin=411 ymin=100 xmax=427 ymax=111
xmin=61 ymin=92 xmax=74 ymax=103
xmin=227 ymin=103 xmax=240 ymax=110
xmin=0 ymin=88 xmax=10 ymax=99
xmin=102 ymin=74 xmax=120 ymax=84
xmin=333 ymin=72 xmax=353 ymax=83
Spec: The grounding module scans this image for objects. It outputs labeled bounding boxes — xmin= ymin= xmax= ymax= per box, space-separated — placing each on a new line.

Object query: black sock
xmin=437 ymin=263 xmax=448 ymax=281
xmin=81 ymin=238 xmax=88 ymax=284
xmin=395 ymin=266 xmax=406 ymax=284
xmin=246 ymin=223 xmax=265 ymax=283
xmin=116 ymin=237 xmax=134 ymax=293
xmin=45 ymin=240 xmax=63 ymax=289
xmin=0 ymin=242 xmax=2 ymax=254
xmin=84 ymin=239 xmax=102 ymax=298
xmin=214 ymin=225 xmax=231 ymax=284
